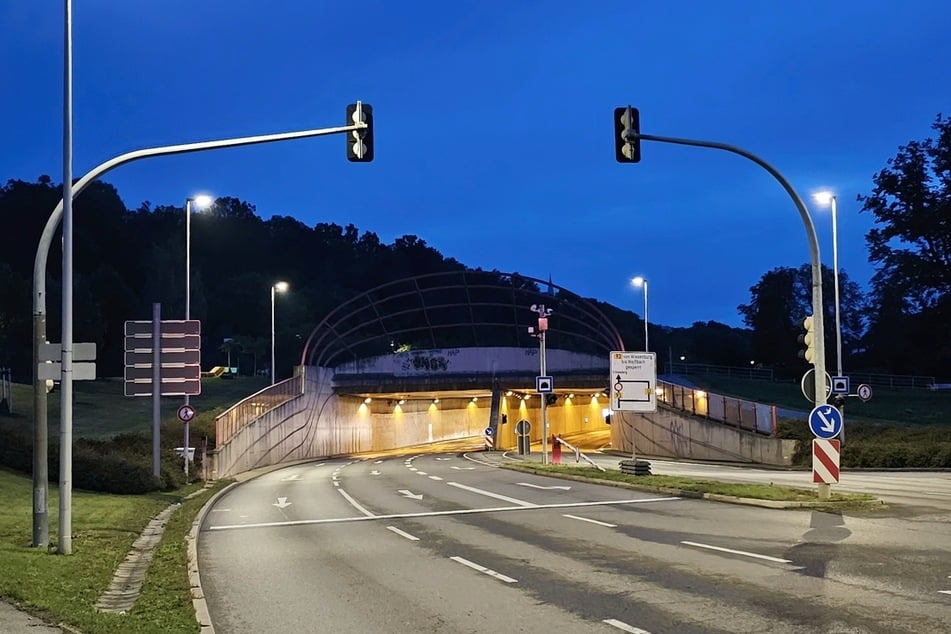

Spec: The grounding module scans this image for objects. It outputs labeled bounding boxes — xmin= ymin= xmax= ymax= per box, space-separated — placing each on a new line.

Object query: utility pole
xmin=530 ymin=303 xmax=553 ymax=464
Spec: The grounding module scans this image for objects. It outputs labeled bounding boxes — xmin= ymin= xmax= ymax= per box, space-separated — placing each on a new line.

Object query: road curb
xmin=188 ymin=482 xmax=239 ymax=634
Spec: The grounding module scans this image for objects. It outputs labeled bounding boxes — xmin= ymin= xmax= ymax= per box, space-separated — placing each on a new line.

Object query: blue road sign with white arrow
xmin=808 ymin=405 xmax=843 ymax=439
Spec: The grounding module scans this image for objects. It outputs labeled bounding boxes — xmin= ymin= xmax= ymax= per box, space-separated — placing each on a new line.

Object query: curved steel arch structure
xmin=299 ymin=270 xmax=625 ymax=368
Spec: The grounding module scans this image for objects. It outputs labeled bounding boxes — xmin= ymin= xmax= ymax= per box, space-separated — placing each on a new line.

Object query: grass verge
xmin=501 ymin=462 xmax=883 ymax=510
xmin=0 ymin=467 xmax=228 ymax=633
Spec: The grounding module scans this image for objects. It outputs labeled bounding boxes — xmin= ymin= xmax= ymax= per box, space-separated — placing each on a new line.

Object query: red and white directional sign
xmin=812 ymin=438 xmax=841 ymax=484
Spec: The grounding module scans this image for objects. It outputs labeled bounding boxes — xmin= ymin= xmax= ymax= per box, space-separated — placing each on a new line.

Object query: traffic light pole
xmin=31 ymin=116 xmax=368 ymax=549
xmin=632 ymin=131 xmax=827 ymax=405
xmin=629 ymin=130 xmax=829 ymax=496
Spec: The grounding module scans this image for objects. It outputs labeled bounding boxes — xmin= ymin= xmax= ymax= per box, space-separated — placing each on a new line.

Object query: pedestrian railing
xmin=657 ymin=380 xmax=776 ymax=435
xmin=214 ymin=373 xmax=304 ymax=447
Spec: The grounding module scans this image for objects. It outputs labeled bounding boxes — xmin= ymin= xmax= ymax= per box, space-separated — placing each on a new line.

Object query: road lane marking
xmin=210 ymin=509 xmax=231 ymax=512
xmin=386 ymin=526 xmax=419 ymax=541
xmin=429 ymin=475 xmax=444 ymax=481
xmin=337 ymin=489 xmax=375 ymax=517
xmin=517 ymin=482 xmax=571 ymax=490
xmin=451 ymin=466 xmax=476 ymax=470
xmin=680 ymin=540 xmax=792 ymax=564
xmin=209 ymin=496 xmax=679 ymax=531
xmin=563 ymin=514 xmax=616 ymax=528
xmin=447 ymin=482 xmax=537 ymax=507
xmin=416 ymin=471 xmax=428 ymax=476
xmin=450 ymin=556 xmax=517 ymax=583
xmin=603 ymin=618 xmax=652 ymax=633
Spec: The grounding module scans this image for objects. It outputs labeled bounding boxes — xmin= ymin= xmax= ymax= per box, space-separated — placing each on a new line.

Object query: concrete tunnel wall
xmin=212 ymin=365 xmax=797 ymax=478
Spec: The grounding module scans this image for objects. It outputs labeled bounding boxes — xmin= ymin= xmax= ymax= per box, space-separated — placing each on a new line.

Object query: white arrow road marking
xmin=386 ymin=526 xmax=419 ymax=541
xmin=280 ymin=474 xmax=302 ymax=482
xmin=447 ymin=482 xmax=536 ymax=507
xmin=398 ymin=489 xmax=424 ymax=500
xmin=272 ymin=497 xmax=292 ymax=509
xmin=451 ymin=466 xmax=476 ymax=470
xmin=681 ymin=540 xmax=792 ymax=564
xmin=563 ymin=514 xmax=616 ymax=528
xmin=603 ymin=618 xmax=653 ymax=633
xmin=939 ymin=591 xmax=951 ymax=595
xmin=338 ymin=489 xmax=374 ymax=516
xmin=370 ymin=470 xmax=381 ymax=476
xmin=517 ymin=482 xmax=571 ymax=490
xmin=450 ymin=556 xmax=517 ymax=583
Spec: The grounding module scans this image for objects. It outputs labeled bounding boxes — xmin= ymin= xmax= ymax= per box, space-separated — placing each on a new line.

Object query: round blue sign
xmin=484 ymin=427 xmax=494 ymax=436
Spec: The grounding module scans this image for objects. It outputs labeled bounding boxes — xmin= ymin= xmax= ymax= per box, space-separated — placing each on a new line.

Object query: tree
xmin=858 ymin=114 xmax=951 ymax=376
xmin=859 ymin=114 xmax=951 ymax=309
xmin=738 ymin=264 xmax=866 ymax=372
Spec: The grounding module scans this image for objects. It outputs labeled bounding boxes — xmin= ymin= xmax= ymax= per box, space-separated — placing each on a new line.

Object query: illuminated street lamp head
xmin=812 ymin=191 xmax=835 ymax=206
xmin=191 ymin=194 xmax=214 ymax=209
xmin=631 ymin=276 xmax=645 ymax=288
xmin=274 ymin=281 xmax=289 ymax=293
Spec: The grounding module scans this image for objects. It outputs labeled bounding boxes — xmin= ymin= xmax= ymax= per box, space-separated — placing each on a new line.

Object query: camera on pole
xmin=614 ymin=106 xmax=641 ymax=163
xmin=346 ymin=102 xmax=373 ymax=162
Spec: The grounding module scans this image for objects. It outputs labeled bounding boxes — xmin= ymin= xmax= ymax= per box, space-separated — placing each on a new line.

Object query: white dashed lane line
xmin=680 ymin=540 xmax=792 ymax=564
xmin=386 ymin=526 xmax=419 ymax=541
xmin=450 ymin=556 xmax=517 ymax=583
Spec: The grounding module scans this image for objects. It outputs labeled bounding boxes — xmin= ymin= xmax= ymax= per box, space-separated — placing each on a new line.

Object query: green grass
xmin=0 ymin=467 xmax=228 ymax=633
xmin=504 ymin=463 xmax=880 ymax=508
xmin=684 ymin=374 xmax=951 ymax=426
xmin=3 ymin=376 xmax=269 ymax=439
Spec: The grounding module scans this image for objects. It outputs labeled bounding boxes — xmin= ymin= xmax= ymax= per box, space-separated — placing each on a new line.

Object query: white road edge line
xmin=450 ymin=556 xmax=517 ymax=583
xmin=603 ymin=618 xmax=653 ymax=633
xmin=337 ymin=488 xmax=375 ymax=517
xmin=563 ymin=514 xmax=617 ymax=528
xmin=386 ymin=526 xmax=419 ymax=541
xmin=680 ymin=540 xmax=792 ymax=564
xmin=939 ymin=590 xmax=951 ymax=595
xmin=447 ymin=481 xmax=537 ymax=507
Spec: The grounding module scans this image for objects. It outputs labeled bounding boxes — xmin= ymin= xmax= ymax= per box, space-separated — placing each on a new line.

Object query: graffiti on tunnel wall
xmin=669 ymin=419 xmax=689 ymax=456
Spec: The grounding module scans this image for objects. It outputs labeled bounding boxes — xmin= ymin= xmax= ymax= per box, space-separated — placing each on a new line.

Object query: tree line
xmin=0 ymin=115 xmax=947 ymax=381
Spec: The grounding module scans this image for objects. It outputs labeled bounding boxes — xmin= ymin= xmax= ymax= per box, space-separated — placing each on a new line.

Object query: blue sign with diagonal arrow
xmin=808 ymin=404 xmax=843 ymax=439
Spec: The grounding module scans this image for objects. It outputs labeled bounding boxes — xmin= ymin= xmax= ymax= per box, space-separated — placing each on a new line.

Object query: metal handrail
xmin=554 ymin=435 xmax=606 ymax=472
xmin=214 ymin=374 xmax=304 ymax=447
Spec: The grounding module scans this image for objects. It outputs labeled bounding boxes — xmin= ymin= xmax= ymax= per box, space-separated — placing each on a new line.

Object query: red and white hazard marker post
xmin=812 ymin=438 xmax=841 ymax=499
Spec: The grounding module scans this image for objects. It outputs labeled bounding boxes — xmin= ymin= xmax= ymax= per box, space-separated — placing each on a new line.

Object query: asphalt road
xmin=199 ymin=444 xmax=951 ymax=633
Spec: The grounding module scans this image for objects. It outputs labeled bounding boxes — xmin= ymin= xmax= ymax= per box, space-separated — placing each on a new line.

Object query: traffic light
xmin=614 ymin=106 xmax=640 ymax=163
xmin=546 ymin=394 xmax=558 ymax=406
xmin=797 ymin=315 xmax=816 ymax=364
xmin=346 ymin=102 xmax=373 ymax=162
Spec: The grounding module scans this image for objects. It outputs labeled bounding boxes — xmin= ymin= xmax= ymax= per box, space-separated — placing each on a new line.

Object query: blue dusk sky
xmin=2 ymin=1 xmax=950 ymax=328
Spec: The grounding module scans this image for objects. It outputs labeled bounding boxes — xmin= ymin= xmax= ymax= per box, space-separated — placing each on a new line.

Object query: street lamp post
xmin=814 ymin=191 xmax=844 ymax=444
xmin=183 ymin=194 xmax=212 ymax=479
xmin=271 ymin=281 xmax=289 ymax=384
xmin=529 ymin=303 xmax=553 ymax=464
xmin=632 ymin=276 xmax=649 ymax=352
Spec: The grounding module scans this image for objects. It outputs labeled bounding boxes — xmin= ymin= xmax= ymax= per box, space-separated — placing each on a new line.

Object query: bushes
xmin=0 ymin=419 xmax=193 ymax=493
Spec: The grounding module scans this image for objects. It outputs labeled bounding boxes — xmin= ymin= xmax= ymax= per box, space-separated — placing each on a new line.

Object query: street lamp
xmin=271 ymin=281 xmax=289 ymax=384
xmin=631 ymin=276 xmax=649 ymax=352
xmin=185 ymin=195 xmax=214 ymax=322
xmin=183 ymin=194 xmax=212 ymax=479
xmin=813 ymin=192 xmax=843 ymax=379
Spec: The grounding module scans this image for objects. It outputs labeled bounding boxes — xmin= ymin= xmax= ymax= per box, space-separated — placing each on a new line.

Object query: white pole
xmin=184 ymin=199 xmax=191 ymax=478
xmin=271 ymin=285 xmax=276 ymax=385
xmin=58 ymin=0 xmax=74 ymax=556
xmin=831 ymin=196 xmax=843 ymax=377
xmin=643 ymin=280 xmax=649 ymax=352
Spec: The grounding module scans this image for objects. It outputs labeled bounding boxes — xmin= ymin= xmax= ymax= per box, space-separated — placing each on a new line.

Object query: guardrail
xmin=214 ymin=373 xmax=304 ymax=447
xmin=657 ymin=379 xmax=776 ymax=435
xmin=665 ymin=362 xmax=774 ymax=381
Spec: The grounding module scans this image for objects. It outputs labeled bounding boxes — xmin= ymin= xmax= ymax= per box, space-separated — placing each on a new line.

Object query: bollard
xmin=552 ymin=435 xmax=561 ymax=464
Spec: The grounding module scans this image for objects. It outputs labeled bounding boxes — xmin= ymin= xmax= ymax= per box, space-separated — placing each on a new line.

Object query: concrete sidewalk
xmin=0 ymin=600 xmax=65 ymax=633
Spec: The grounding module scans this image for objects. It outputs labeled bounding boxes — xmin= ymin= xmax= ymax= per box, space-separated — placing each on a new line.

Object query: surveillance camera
xmin=530 ymin=304 xmax=538 ymax=311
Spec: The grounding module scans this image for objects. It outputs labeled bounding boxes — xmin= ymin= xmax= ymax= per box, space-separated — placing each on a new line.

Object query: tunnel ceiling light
xmin=398 ymin=399 xmax=406 ymax=405
xmin=364 ymin=397 xmax=372 ymax=404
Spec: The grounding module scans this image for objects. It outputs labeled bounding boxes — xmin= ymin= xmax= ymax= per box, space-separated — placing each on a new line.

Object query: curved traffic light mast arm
xmin=30 ymin=117 xmax=367 ymax=549
xmin=634 ymin=130 xmax=827 ymax=406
